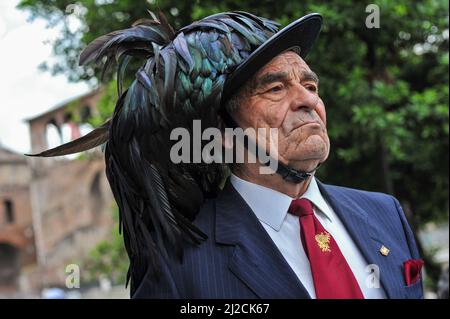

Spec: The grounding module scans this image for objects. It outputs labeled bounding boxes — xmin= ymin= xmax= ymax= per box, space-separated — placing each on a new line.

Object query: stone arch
xmin=90 ymin=171 xmax=104 ymax=221
xmin=79 ymin=105 xmax=94 ymax=137
xmin=45 ymin=118 xmax=62 ymax=149
xmin=80 ymin=105 xmax=92 ymax=122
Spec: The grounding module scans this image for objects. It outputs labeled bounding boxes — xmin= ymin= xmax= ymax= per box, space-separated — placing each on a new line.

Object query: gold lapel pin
xmin=379 ymin=245 xmax=390 ymax=256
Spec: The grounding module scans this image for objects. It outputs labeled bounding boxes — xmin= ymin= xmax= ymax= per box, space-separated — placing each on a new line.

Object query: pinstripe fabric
xmin=132 ymin=179 xmax=423 ymax=299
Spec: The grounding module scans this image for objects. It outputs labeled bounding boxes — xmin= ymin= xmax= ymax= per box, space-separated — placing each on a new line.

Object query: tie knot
xmin=288 ymin=198 xmax=314 ymax=217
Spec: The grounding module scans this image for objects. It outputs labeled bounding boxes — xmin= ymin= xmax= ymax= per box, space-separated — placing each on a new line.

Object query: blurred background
xmin=0 ymin=0 xmax=448 ymax=299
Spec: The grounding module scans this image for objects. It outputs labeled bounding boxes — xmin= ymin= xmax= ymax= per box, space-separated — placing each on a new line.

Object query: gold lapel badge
xmin=380 ymin=245 xmax=390 ymax=256
xmin=315 ymin=231 xmax=331 ymax=253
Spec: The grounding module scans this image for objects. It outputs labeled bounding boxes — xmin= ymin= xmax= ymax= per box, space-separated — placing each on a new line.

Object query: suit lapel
xmin=215 ymin=181 xmax=310 ymax=299
xmin=317 ymin=181 xmax=403 ymax=298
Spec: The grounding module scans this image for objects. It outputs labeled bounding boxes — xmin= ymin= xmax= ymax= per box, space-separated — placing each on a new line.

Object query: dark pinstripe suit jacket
xmin=132 ymin=179 xmax=424 ymax=299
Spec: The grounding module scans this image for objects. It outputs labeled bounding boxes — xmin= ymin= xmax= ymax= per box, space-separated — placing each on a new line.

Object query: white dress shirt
xmin=230 ymin=174 xmax=386 ymax=299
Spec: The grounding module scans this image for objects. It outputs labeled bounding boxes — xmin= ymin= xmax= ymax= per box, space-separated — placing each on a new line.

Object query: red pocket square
xmin=403 ymin=259 xmax=424 ymax=286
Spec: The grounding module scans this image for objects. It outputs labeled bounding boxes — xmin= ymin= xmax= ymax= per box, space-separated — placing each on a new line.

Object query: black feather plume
xmin=30 ymin=10 xmax=280 ymax=294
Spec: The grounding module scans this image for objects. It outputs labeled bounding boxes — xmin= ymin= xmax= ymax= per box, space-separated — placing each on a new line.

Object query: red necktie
xmin=289 ymin=198 xmax=364 ymax=299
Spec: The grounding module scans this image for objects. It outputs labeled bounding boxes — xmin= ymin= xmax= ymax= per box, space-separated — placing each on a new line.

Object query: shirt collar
xmin=230 ymin=174 xmax=332 ymax=232
xmin=300 ymin=177 xmax=333 ymax=223
xmin=230 ymin=174 xmax=292 ymax=231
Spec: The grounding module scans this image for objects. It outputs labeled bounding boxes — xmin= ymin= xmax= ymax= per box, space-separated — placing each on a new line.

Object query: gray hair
xmin=224 ymin=93 xmax=241 ymax=115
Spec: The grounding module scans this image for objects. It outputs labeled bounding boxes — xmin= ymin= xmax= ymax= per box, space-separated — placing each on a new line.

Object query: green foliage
xmin=18 ymin=0 xmax=449 ymax=287
xmin=82 ymin=205 xmax=128 ymax=285
xmin=88 ymin=80 xmax=118 ymax=127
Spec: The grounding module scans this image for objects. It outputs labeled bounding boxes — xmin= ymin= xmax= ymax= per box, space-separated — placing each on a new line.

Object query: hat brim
xmin=222 ymin=13 xmax=323 ymax=103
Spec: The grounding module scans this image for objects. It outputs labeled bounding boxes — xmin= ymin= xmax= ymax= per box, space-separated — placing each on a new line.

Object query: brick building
xmin=0 ymin=89 xmax=115 ymax=296
xmin=0 ymin=145 xmax=36 ymax=295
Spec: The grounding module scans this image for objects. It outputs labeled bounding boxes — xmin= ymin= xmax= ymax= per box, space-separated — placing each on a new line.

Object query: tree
xmin=18 ymin=0 xmax=449 ymax=290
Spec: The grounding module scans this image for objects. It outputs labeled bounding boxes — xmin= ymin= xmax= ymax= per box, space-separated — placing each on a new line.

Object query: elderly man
xmin=33 ymin=11 xmax=424 ymax=299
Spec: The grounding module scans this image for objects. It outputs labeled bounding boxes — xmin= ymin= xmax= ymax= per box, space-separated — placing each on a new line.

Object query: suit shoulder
xmin=320 ymin=182 xmax=410 ymax=240
xmin=323 ymin=184 xmax=394 ymax=203
xmin=321 ymin=182 xmax=397 ymax=209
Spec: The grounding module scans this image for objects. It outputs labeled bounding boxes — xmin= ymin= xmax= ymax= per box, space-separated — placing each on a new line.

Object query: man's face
xmin=233 ymin=51 xmax=330 ymax=172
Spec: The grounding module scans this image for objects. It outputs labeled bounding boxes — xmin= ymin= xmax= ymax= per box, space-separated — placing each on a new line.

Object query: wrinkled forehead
xmin=243 ymin=50 xmax=318 ymax=92
xmin=256 ymin=50 xmax=312 ymax=77
xmin=231 ymin=50 xmax=318 ymax=98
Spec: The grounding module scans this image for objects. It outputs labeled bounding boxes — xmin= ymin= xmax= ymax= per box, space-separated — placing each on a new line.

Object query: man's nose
xmin=290 ymin=84 xmax=319 ymax=112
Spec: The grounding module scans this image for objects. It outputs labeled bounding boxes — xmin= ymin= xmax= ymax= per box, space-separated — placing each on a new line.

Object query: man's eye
xmin=266 ymin=85 xmax=284 ymax=93
xmin=305 ymin=84 xmax=318 ymax=92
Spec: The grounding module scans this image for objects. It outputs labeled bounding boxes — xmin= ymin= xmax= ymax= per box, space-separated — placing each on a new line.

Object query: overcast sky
xmin=0 ymin=0 xmax=89 ymax=154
